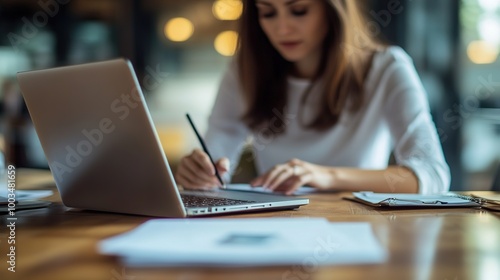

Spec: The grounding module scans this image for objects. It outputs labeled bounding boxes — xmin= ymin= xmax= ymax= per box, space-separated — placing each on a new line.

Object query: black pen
xmin=186 ymin=114 xmax=225 ymax=189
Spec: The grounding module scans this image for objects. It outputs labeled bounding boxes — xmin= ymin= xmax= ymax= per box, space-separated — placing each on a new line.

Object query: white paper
xmin=0 ymin=189 xmax=53 ymax=201
xmin=99 ymin=218 xmax=387 ymax=267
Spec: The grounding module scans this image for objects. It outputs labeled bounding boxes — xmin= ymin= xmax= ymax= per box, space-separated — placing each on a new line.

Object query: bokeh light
xmin=164 ymin=17 xmax=194 ymax=42
xmin=213 ymin=0 xmax=243 ymax=20
xmin=214 ymin=31 xmax=239 ymax=56
xmin=467 ymin=40 xmax=499 ymax=64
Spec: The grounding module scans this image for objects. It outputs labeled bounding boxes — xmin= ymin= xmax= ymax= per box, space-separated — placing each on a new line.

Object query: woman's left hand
xmin=250 ymin=159 xmax=336 ymax=195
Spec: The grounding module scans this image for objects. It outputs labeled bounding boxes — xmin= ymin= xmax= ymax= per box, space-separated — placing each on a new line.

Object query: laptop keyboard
xmin=180 ymin=194 xmax=256 ymax=208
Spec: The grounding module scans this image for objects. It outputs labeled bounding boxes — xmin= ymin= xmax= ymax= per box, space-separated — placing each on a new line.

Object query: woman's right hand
xmin=175 ymin=149 xmax=230 ymax=190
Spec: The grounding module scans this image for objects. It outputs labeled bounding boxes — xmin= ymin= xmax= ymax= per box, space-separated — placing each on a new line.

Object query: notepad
xmin=348 ymin=192 xmax=482 ymax=207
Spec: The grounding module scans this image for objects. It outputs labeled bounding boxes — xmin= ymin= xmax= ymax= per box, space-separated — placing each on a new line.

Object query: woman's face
xmin=256 ymin=0 xmax=329 ymax=64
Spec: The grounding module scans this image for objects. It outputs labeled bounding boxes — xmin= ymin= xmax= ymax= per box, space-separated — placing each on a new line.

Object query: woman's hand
xmin=250 ymin=159 xmax=336 ymax=195
xmin=175 ymin=149 xmax=230 ymax=190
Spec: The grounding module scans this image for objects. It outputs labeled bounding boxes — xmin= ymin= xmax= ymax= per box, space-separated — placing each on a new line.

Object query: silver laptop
xmin=16 ymin=59 xmax=308 ymax=217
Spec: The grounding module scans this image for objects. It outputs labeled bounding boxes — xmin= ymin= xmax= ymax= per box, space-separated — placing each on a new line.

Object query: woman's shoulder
xmin=365 ymin=45 xmax=419 ymax=89
xmin=219 ymin=58 xmax=242 ymax=85
xmin=364 ymin=45 xmax=424 ymax=102
xmin=372 ymin=45 xmax=414 ymax=70
xmin=216 ymin=59 xmax=245 ymax=101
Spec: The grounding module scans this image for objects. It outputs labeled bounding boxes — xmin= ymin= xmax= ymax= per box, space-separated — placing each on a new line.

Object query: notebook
xmin=16 ymin=59 xmax=308 ymax=217
xmin=348 ymin=192 xmax=482 ymax=208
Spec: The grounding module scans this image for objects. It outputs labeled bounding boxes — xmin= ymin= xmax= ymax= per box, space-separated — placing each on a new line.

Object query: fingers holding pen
xmin=215 ymin=157 xmax=230 ymax=175
xmin=176 ymin=167 xmax=215 ymax=190
xmin=175 ymin=149 xmax=223 ymax=189
xmin=182 ymin=150 xmax=215 ymax=181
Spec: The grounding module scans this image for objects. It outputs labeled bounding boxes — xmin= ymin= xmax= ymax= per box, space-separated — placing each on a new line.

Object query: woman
xmin=175 ymin=0 xmax=450 ymax=195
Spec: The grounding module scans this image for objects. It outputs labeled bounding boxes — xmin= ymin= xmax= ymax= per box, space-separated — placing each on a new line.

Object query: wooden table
xmin=1 ymin=169 xmax=499 ymax=280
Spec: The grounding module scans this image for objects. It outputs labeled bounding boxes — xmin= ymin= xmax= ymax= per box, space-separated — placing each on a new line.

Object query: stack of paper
xmin=0 ymin=190 xmax=53 ymax=202
xmin=99 ymin=218 xmax=387 ymax=266
xmin=0 ymin=190 xmax=53 ymax=213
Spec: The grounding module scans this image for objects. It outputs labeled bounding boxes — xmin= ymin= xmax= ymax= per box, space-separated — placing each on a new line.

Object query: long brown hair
xmin=237 ymin=0 xmax=384 ymax=133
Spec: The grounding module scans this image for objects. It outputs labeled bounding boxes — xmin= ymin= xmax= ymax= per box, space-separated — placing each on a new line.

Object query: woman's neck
xmin=291 ymin=51 xmax=322 ymax=79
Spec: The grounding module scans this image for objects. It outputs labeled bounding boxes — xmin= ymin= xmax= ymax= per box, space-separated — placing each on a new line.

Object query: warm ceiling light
xmin=214 ymin=31 xmax=239 ymax=56
xmin=164 ymin=17 xmax=194 ymax=42
xmin=467 ymin=40 xmax=499 ymax=64
xmin=213 ymin=0 xmax=243 ymax=20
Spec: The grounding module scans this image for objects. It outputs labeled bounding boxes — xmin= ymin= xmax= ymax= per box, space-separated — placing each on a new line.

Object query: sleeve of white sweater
xmin=382 ymin=47 xmax=451 ymax=194
xmin=204 ymin=63 xmax=250 ymax=181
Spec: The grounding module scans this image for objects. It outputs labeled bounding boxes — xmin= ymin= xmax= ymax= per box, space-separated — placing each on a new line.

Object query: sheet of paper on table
xmin=99 ymin=218 xmax=387 ymax=267
xmin=0 ymin=189 xmax=53 ymax=204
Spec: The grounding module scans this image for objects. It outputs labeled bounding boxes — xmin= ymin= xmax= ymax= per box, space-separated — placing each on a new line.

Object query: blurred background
xmin=0 ymin=0 xmax=498 ymax=191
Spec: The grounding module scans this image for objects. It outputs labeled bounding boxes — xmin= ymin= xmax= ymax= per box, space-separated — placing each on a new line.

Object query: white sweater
xmin=205 ymin=46 xmax=451 ymax=194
